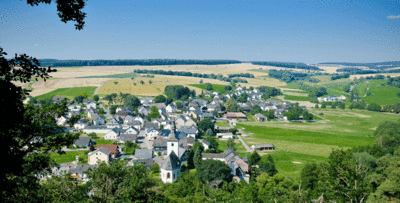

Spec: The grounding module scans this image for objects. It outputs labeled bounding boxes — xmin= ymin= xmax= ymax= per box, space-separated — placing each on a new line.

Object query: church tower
xmin=167 ymin=121 xmax=179 ymax=158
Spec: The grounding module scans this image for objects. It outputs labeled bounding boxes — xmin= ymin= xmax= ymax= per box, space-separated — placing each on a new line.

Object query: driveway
xmin=229 ymin=121 xmax=252 ymax=152
xmin=99 ymin=103 xmax=112 ymax=120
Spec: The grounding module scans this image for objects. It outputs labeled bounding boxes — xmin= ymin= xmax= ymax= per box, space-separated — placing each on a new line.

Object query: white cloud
xmin=387 ymin=15 xmax=400 ymax=19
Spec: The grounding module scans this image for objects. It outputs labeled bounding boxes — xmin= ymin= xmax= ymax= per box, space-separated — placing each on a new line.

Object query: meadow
xmin=189 ymin=84 xmax=227 ymax=93
xmin=283 ymin=95 xmax=310 ymax=101
xmin=34 ymin=86 xmax=97 ymax=100
xmin=49 ymin=150 xmax=89 ymax=164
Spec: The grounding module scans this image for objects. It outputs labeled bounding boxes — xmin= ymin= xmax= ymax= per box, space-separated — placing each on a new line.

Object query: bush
xmin=150 ymin=164 xmax=160 ymax=174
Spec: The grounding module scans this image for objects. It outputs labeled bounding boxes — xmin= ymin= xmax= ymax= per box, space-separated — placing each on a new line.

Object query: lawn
xmin=217 ymin=138 xmax=247 ymax=153
xmin=35 ymin=86 xmax=97 ymax=100
xmin=245 ymin=113 xmax=257 ymax=122
xmin=94 ymin=139 xmax=114 ymax=146
xmin=189 ymin=83 xmax=227 ymax=93
xmin=215 ymin=122 xmax=231 ymax=127
xmin=50 ymin=150 xmax=89 ymax=164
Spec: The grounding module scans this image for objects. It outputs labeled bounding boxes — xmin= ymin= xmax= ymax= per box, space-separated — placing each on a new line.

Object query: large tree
xmin=0 ymin=48 xmax=79 ymax=201
xmin=198 ymin=118 xmax=214 ymax=132
xmin=124 ymin=94 xmax=141 ymax=110
xmin=195 ymin=159 xmax=233 ymax=183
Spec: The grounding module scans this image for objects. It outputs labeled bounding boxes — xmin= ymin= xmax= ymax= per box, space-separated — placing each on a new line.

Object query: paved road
xmin=229 ymin=122 xmax=252 ymax=152
xmin=99 ymin=103 xmax=112 ymax=120
xmin=93 ymin=81 xmax=106 ymax=95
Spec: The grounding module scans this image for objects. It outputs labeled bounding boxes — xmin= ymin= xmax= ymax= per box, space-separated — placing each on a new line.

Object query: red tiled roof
xmin=97 ymin=144 xmax=118 ymax=154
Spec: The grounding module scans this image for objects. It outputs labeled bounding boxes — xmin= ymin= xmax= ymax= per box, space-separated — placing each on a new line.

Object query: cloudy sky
xmin=1 ymin=0 xmax=399 ymax=63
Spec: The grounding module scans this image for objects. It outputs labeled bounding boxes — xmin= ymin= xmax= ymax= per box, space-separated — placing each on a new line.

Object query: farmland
xmin=34 ymin=86 xmax=97 ymax=100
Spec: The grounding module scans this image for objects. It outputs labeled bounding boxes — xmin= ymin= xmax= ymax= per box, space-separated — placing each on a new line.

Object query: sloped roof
xmin=88 ymin=147 xmax=111 ymax=156
xmin=153 ymin=139 xmax=167 ymax=148
xmin=118 ymin=134 xmax=137 ymax=142
xmin=161 ymin=151 xmax=180 ymax=170
xmin=74 ymin=137 xmax=90 ymax=146
xmin=134 ymin=149 xmax=153 ymax=160
xmin=97 ymin=144 xmax=118 ymax=154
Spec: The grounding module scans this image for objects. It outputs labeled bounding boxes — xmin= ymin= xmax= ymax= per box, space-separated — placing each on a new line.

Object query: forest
xmin=38 ymin=59 xmax=242 ymax=67
xmin=320 ymin=61 xmax=400 ymax=70
xmin=134 ymin=69 xmax=248 ymax=83
xmin=251 ymin=61 xmax=322 ymax=71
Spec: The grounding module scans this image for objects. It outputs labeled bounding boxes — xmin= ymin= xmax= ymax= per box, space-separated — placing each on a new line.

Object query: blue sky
xmin=1 ymin=0 xmax=399 ymax=63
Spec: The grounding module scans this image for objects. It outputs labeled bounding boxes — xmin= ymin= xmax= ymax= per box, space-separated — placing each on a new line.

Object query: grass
xmin=35 ymin=86 xmax=97 ymax=100
xmin=260 ymin=150 xmax=327 ymax=182
xmin=50 ymin=150 xmax=89 ymax=164
xmin=283 ymin=95 xmax=310 ymax=101
xmin=215 ymin=122 xmax=231 ymax=127
xmin=79 ymin=72 xmax=137 ymax=79
xmin=245 ymin=113 xmax=256 ymax=122
xmin=189 ymin=83 xmax=227 ymax=93
xmin=217 ymin=138 xmax=247 ymax=153
xmin=279 ymin=82 xmax=298 ymax=89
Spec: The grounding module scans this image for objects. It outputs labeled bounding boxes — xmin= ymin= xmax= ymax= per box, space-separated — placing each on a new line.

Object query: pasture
xmin=34 ymin=86 xmax=97 ymax=100
xmin=49 ymin=150 xmax=89 ymax=164
xmin=189 ymin=84 xmax=227 ymax=93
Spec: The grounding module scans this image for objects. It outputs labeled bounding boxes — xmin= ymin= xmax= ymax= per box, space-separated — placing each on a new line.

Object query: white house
xmin=104 ymin=128 xmax=122 ymax=140
xmin=56 ymin=116 xmax=68 ymax=126
xmin=90 ymin=114 xmax=105 ymax=126
xmin=123 ymin=127 xmax=139 ymax=135
xmin=198 ymin=139 xmax=210 ymax=150
xmin=216 ymin=133 xmax=233 ymax=139
xmin=74 ymin=119 xmax=88 ymax=130
xmin=88 ymin=147 xmax=111 ymax=165
xmin=87 ymin=102 xmax=96 ymax=109
xmin=166 ymin=104 xmax=177 ymax=113
xmin=68 ymin=105 xmax=81 ymax=112
xmin=146 ymin=128 xmax=159 ymax=140
xmin=106 ymin=117 xmax=122 ymax=129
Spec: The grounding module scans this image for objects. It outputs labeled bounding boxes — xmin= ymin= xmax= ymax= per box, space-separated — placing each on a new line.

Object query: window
xmin=173 ymin=173 xmax=175 ymax=179
xmin=171 ymin=143 xmax=174 ymax=147
xmin=167 ymin=172 xmax=171 ymax=179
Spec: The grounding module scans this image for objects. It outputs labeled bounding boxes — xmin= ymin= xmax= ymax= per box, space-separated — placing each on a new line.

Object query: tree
xmin=79 ymin=91 xmax=89 ymax=98
xmin=86 ymin=160 xmax=159 ymax=202
xmin=68 ymin=115 xmax=81 ymax=127
xmin=39 ymin=173 xmax=87 ymax=202
xmin=205 ymin=129 xmax=214 ymax=137
xmin=93 ymin=95 xmax=99 ymax=102
xmin=154 ymin=95 xmax=167 ymax=103
xmin=175 ymin=102 xmax=182 ymax=109
xmin=74 ymin=95 xmax=85 ymax=103
xmin=224 ymin=85 xmax=232 ymax=91
xmin=199 ymin=79 xmax=203 ymax=84
xmin=124 ymin=95 xmax=141 ymax=110
xmin=249 ymin=151 xmax=261 ymax=166
xmin=150 ymin=163 xmax=160 ymax=174
xmin=114 ymin=81 xmax=118 ymax=85
xmin=226 ymin=138 xmax=236 ymax=151
xmin=105 ymin=94 xmax=113 ymax=105
xmin=265 ymin=110 xmax=275 ymax=120
xmin=303 ymin=111 xmax=313 ymax=121
xmin=193 ymin=146 xmax=203 ymax=168
xmin=140 ymin=80 xmax=145 ymax=85
xmin=198 ymin=118 xmax=214 ymax=132
xmin=148 ymin=105 xmax=161 ymax=119
xmin=205 ymin=136 xmax=219 ymax=151
xmin=259 ymin=160 xmax=278 ymax=176
xmin=315 ymin=104 xmax=319 ymax=108
xmin=225 ymin=98 xmax=242 ymax=112
xmin=321 ymin=102 xmax=326 ymax=109
xmin=196 ymin=159 xmax=233 ymax=183
xmin=87 ymin=132 xmax=99 ymax=140
xmin=205 ymin=83 xmax=213 ymax=91
xmin=110 ymin=105 xmax=118 ymax=114
xmin=149 ymin=80 xmax=153 ymax=85
xmin=98 ymin=108 xmax=105 ymax=115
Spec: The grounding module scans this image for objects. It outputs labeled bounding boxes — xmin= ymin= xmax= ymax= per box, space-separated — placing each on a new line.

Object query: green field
xmin=35 ymin=86 xmax=97 ymax=100
xmin=189 ymin=83 xmax=227 ymax=93
xmin=283 ymin=95 xmax=310 ymax=101
xmin=237 ymin=108 xmax=399 ymax=182
xmin=215 ymin=122 xmax=230 ymax=127
xmin=79 ymin=72 xmax=137 ymax=79
xmin=50 ymin=150 xmax=89 ymax=164
xmin=217 ymin=139 xmax=247 ymax=153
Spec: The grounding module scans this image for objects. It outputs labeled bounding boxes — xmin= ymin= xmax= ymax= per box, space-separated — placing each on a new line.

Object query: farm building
xmin=223 ymin=112 xmax=247 ymax=120
xmin=217 ymin=133 xmax=234 ymax=139
xmin=254 ymin=113 xmax=267 ymax=121
xmin=250 ymin=144 xmax=275 ymax=151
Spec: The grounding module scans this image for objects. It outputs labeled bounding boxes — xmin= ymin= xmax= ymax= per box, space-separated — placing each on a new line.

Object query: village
xmin=36 ymin=85 xmax=302 ymax=184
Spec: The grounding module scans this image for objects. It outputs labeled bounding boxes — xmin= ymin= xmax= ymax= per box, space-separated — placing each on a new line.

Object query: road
xmin=99 ymin=103 xmax=112 ymax=120
xmin=93 ymin=81 xmax=106 ymax=95
xmin=229 ymin=121 xmax=252 ymax=152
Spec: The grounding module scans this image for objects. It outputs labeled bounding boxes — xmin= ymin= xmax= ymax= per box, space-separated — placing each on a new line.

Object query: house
xmin=86 ymin=102 xmax=96 ymax=109
xmin=52 ymin=96 xmax=65 ymax=104
xmin=144 ymin=122 xmax=160 ymax=130
xmin=217 ymin=133 xmax=234 ymax=139
xmin=146 ymin=128 xmax=159 ymax=140
xmin=134 ymin=149 xmax=154 ymax=160
xmin=224 ymin=112 xmax=247 ymax=120
xmin=179 ymin=137 xmax=195 ymax=150
xmin=250 ymin=144 xmax=274 ymax=151
xmin=106 ymin=117 xmax=122 ymax=129
xmin=116 ymin=107 xmax=133 ymax=118
xmin=160 ymin=151 xmax=180 ymax=183
xmin=254 ymin=113 xmax=267 ymax=121
xmin=139 ymin=97 xmax=155 ymax=104
xmin=97 ymin=144 xmax=120 ymax=158
xmin=74 ymin=137 xmax=91 ymax=148
xmin=153 ymin=139 xmax=167 ymax=153
xmin=207 ymin=104 xmax=221 ymax=112
xmin=67 ymin=111 xmax=80 ymax=118
xmin=178 ymin=126 xmax=198 ymax=138
xmin=68 ymin=164 xmax=96 ymax=182
xmin=138 ymin=106 xmax=150 ymax=116
xmin=132 ymin=158 xmax=155 ymax=170
xmin=117 ymin=134 xmax=137 ymax=144
xmin=68 ymin=105 xmax=81 ymax=112
xmin=74 ymin=118 xmax=88 ymax=129
xmin=82 ymin=99 xmax=95 ymax=104
xmin=198 ymin=139 xmax=210 ymax=150
xmin=90 ymin=114 xmax=105 ymax=126
xmin=339 ymin=95 xmax=346 ymax=101
xmin=134 ymin=116 xmax=145 ymax=125
xmin=88 ymin=147 xmax=111 ymax=165
xmin=201 ymin=112 xmax=215 ymax=120
xmin=56 ymin=116 xmax=68 ymax=126
xmin=104 ymin=128 xmax=123 ymax=140
xmin=87 ymin=107 xmax=97 ymax=119
xmin=166 ymin=104 xmax=177 ymax=113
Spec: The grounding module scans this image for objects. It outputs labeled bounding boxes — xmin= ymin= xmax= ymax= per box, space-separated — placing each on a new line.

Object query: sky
xmin=1 ymin=0 xmax=399 ymax=64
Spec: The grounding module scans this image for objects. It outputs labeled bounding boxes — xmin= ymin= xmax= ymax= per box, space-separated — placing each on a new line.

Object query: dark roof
xmin=118 ymin=134 xmax=137 ymax=142
xmin=252 ymin=144 xmax=274 ymax=148
xmin=144 ymin=122 xmax=159 ymax=130
xmin=202 ymin=153 xmax=225 ymax=159
xmin=134 ymin=149 xmax=153 ymax=160
xmin=97 ymin=144 xmax=119 ymax=154
xmin=68 ymin=164 xmax=96 ymax=174
xmin=161 ymin=151 xmax=180 ymax=170
xmin=153 ymin=139 xmax=167 ymax=148
xmin=223 ymin=148 xmax=236 ymax=157
xmin=202 ymin=113 xmax=214 ymax=118
xmin=82 ymin=99 xmax=95 ymax=104
xmin=154 ymin=157 xmax=164 ymax=165
xmin=199 ymin=139 xmax=210 ymax=146
xmin=52 ymin=96 xmax=65 ymax=102
xmin=74 ymin=137 xmax=90 ymax=146
xmin=133 ymin=158 xmax=155 ymax=169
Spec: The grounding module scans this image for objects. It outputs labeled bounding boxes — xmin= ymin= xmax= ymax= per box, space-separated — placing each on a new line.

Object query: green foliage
xmin=154 ymin=95 xmax=167 ymax=103
xmin=205 ymin=136 xmax=219 ymax=151
xmin=109 ymin=105 xmax=118 ymax=114
xmin=79 ymin=91 xmax=89 ymax=98
xmin=150 ymin=163 xmax=160 ymax=174
xmin=35 ymin=86 xmax=97 ymax=100
xmin=226 ymin=138 xmax=236 ymax=151
xmin=205 ymin=129 xmax=214 ymax=137
xmin=238 ymin=92 xmax=249 ymax=103
xmin=124 ymin=95 xmax=141 ymax=110
xmin=87 ymin=160 xmax=160 ymax=202
xmin=148 ymin=106 xmax=161 ymax=119
xmin=249 ymin=151 xmax=261 ymax=166
xmin=93 ymin=95 xmax=99 ymax=102
xmin=87 ymin=132 xmax=98 ymax=140
xmin=205 ymin=83 xmax=213 ymax=91
xmin=198 ymin=118 xmax=214 ymax=132
xmin=196 ymin=159 xmax=233 ymax=183
xmin=39 ymin=173 xmax=87 ymax=202
xmin=225 ymin=98 xmax=242 ymax=112
xmin=164 ymin=85 xmax=194 ymax=100
xmin=258 ymin=155 xmax=278 ymax=176
xmin=68 ymin=115 xmax=80 ymax=127
xmin=193 ymin=146 xmax=203 ymax=169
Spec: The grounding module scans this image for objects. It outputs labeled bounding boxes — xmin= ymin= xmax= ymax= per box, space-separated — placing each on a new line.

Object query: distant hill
xmin=38 ymin=59 xmax=242 ymax=67
xmin=319 ymin=61 xmax=400 ymax=71
xmin=251 ymin=61 xmax=322 ymax=71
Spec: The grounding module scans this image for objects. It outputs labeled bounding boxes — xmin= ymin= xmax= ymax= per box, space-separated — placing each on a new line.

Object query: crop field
xmin=79 ymin=72 xmax=137 ymax=79
xmin=34 ymin=86 xmax=97 ymax=100
xmin=283 ymin=95 xmax=310 ymax=101
xmin=49 ymin=150 xmax=89 ymax=164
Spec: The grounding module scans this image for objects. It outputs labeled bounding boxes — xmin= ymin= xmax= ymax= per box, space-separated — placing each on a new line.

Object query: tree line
xmin=252 ymin=61 xmax=322 ymax=70
xmin=39 ymin=59 xmax=242 ymax=67
xmin=134 ymin=69 xmax=248 ymax=83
